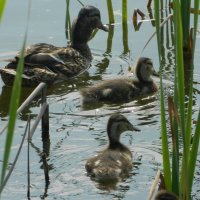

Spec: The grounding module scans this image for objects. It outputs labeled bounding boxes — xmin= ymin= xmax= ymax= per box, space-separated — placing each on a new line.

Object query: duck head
xmin=135 ymin=57 xmax=157 ymax=83
xmin=107 ymin=114 xmax=140 ymax=146
xmin=71 ymin=6 xmax=108 ymax=46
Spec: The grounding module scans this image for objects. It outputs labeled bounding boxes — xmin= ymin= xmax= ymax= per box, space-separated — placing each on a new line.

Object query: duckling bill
xmin=80 ymin=57 xmax=158 ymax=103
xmin=85 ymin=114 xmax=140 ymax=183
xmin=0 ymin=6 xmax=108 ymax=87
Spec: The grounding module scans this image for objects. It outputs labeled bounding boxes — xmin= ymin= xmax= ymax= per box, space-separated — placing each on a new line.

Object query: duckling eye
xmin=146 ymin=61 xmax=153 ymax=66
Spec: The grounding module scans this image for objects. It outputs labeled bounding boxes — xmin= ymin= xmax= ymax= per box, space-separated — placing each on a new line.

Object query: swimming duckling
xmin=85 ymin=114 xmax=140 ymax=183
xmin=154 ymin=190 xmax=179 ymax=200
xmin=80 ymin=57 xmax=158 ymax=103
xmin=0 ymin=5 xmax=108 ymax=87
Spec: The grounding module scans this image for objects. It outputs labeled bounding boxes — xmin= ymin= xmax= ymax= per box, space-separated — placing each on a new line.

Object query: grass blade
xmin=0 ymin=43 xmax=25 ymax=191
xmin=0 ymin=0 xmax=31 ymax=193
xmin=188 ymin=110 xmax=200 ymax=193
xmin=168 ymin=97 xmax=180 ymax=195
xmin=154 ymin=0 xmax=171 ymax=190
xmin=187 ymin=0 xmax=200 ymax=194
xmin=181 ymin=0 xmax=191 ymax=49
xmin=0 ymin=0 xmax=6 ymax=21
xmin=191 ymin=0 xmax=200 ymax=54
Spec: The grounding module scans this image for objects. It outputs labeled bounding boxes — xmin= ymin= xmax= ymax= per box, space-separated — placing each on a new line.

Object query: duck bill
xmin=97 ymin=21 xmax=109 ymax=32
xmin=129 ymin=123 xmax=140 ymax=132
xmin=152 ymin=70 xmax=160 ymax=77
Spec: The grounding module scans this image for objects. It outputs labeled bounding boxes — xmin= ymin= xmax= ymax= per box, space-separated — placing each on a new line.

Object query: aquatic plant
xmin=0 ymin=0 xmax=31 ymax=194
xmin=154 ymin=0 xmax=200 ymax=199
xmin=107 ymin=0 xmax=115 ymax=24
xmin=0 ymin=0 xmax=6 ymax=21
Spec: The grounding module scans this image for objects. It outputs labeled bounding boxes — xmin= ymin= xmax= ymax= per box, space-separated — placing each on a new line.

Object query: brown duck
xmin=0 ymin=5 xmax=108 ymax=87
xmin=85 ymin=114 xmax=140 ymax=183
xmin=80 ymin=57 xmax=158 ymax=103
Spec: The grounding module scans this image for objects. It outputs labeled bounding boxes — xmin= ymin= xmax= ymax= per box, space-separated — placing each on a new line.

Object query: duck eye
xmin=146 ymin=61 xmax=153 ymax=66
xmin=88 ymin=11 xmax=100 ymax=19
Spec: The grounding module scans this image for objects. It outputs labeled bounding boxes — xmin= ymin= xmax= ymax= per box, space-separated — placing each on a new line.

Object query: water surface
xmin=0 ymin=0 xmax=200 ymax=200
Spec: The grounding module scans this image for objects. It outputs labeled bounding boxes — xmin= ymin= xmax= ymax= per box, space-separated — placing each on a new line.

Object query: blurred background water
xmin=0 ymin=0 xmax=200 ymax=199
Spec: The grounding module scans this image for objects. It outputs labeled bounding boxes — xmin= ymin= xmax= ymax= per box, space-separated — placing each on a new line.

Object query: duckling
xmin=154 ymin=190 xmax=179 ymax=200
xmin=80 ymin=57 xmax=158 ymax=103
xmin=0 ymin=5 xmax=108 ymax=87
xmin=85 ymin=114 xmax=140 ymax=183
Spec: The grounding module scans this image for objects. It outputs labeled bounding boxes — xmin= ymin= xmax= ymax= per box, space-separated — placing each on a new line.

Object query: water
xmin=0 ymin=0 xmax=200 ymax=199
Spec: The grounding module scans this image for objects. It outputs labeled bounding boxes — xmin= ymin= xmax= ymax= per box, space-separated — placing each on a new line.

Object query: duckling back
xmin=85 ymin=114 xmax=140 ymax=183
xmin=80 ymin=77 xmax=157 ymax=103
xmin=86 ymin=148 xmax=133 ymax=182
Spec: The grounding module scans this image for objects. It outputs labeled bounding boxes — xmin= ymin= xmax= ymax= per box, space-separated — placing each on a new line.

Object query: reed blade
xmin=154 ymin=0 xmax=171 ymax=190
xmin=107 ymin=0 xmax=115 ymax=24
xmin=0 ymin=0 xmax=31 ymax=192
xmin=0 ymin=0 xmax=6 ymax=22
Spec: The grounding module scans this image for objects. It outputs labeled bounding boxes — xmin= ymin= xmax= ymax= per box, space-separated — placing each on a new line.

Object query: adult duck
xmin=0 ymin=5 xmax=108 ymax=87
xmin=80 ymin=57 xmax=158 ymax=103
xmin=85 ymin=114 xmax=140 ymax=183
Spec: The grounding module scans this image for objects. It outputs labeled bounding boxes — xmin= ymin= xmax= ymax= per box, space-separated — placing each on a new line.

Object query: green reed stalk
xmin=122 ymin=19 xmax=129 ymax=53
xmin=188 ymin=110 xmax=200 ymax=193
xmin=154 ymin=0 xmax=200 ymax=198
xmin=122 ymin=0 xmax=127 ymax=23
xmin=106 ymin=24 xmax=114 ymax=54
xmin=0 ymin=0 xmax=6 ymax=21
xmin=0 ymin=44 xmax=26 ymax=195
xmin=181 ymin=0 xmax=191 ymax=50
xmin=173 ymin=1 xmax=191 ymax=198
xmin=65 ymin=0 xmax=71 ymax=40
xmin=154 ymin=0 xmax=171 ymax=191
xmin=170 ymin=101 xmax=179 ymax=195
xmin=187 ymin=0 xmax=200 ymax=195
xmin=0 ymin=0 xmax=31 ymax=193
xmin=107 ymin=0 xmax=115 ymax=24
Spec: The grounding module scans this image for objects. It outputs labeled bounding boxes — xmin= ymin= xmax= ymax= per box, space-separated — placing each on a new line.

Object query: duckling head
xmin=135 ymin=57 xmax=156 ymax=83
xmin=71 ymin=6 xmax=108 ymax=46
xmin=154 ymin=190 xmax=179 ymax=200
xmin=107 ymin=114 xmax=140 ymax=146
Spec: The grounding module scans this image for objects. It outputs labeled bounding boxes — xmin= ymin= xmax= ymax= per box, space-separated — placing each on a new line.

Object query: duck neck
xmin=107 ymin=125 xmax=122 ymax=149
xmin=136 ymin=66 xmax=152 ymax=83
xmin=70 ymin=18 xmax=93 ymax=60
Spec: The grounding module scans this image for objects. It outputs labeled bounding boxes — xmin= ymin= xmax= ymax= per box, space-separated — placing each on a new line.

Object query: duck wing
xmin=16 ymin=43 xmax=60 ymax=58
xmin=4 ymin=43 xmax=90 ymax=81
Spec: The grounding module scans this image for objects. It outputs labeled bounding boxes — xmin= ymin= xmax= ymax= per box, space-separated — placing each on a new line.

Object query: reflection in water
xmin=0 ymin=86 xmax=34 ymax=118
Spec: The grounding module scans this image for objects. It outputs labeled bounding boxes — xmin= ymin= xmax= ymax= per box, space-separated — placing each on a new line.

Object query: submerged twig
xmin=0 ymin=117 xmax=29 ymax=194
xmin=148 ymin=170 xmax=161 ymax=200
xmin=27 ymin=117 xmax=31 ymax=200
xmin=132 ymin=9 xmax=146 ymax=31
xmin=147 ymin=0 xmax=153 ymax=8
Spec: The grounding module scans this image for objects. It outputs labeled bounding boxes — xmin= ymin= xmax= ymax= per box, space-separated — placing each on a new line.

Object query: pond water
xmin=0 ymin=0 xmax=200 ymax=200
